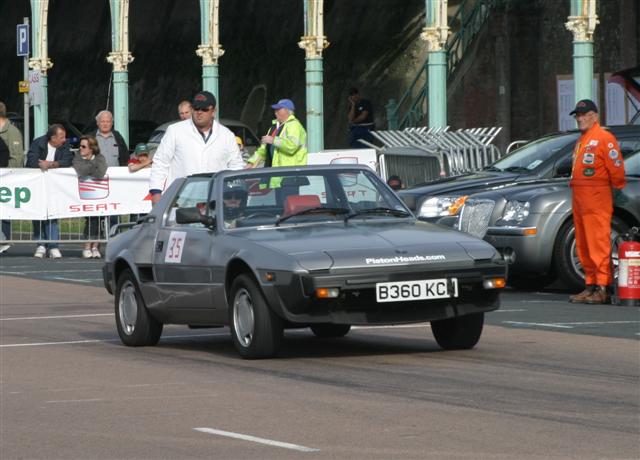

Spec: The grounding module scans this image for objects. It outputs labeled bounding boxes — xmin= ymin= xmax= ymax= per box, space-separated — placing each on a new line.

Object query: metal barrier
xmin=0 ymin=215 xmax=135 ymax=246
xmin=365 ymin=126 xmax=503 ymax=186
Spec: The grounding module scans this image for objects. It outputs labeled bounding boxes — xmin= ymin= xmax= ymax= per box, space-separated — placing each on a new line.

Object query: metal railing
xmin=368 ymin=126 xmax=503 ymax=186
xmin=387 ymin=0 xmax=497 ymax=130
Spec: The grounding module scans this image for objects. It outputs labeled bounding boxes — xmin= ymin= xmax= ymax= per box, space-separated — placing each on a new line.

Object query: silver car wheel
xmin=118 ymin=280 xmax=138 ymax=336
xmin=233 ymin=288 xmax=255 ymax=348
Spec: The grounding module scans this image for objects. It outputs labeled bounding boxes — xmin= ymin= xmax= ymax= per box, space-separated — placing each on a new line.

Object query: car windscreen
xmin=624 ymin=150 xmax=640 ymax=176
xmin=492 ymin=133 xmax=579 ymax=172
xmin=220 ymin=169 xmax=412 ymax=229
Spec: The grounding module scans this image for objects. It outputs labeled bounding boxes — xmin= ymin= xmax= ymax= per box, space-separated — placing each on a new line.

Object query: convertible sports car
xmin=103 ymin=165 xmax=506 ymax=358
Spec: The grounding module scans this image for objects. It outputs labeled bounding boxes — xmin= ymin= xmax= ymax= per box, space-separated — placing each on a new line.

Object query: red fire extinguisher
xmin=615 ymin=227 xmax=640 ymax=307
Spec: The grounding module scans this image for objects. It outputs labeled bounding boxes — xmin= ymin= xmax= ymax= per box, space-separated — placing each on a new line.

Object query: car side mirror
xmin=554 ymin=157 xmax=573 ymax=177
xmin=175 ymin=207 xmax=215 ymax=229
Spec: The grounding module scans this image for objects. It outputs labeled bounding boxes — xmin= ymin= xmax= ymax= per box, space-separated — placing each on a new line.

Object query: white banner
xmin=0 ymin=169 xmax=47 ymax=219
xmin=0 ymin=167 xmax=152 ymax=220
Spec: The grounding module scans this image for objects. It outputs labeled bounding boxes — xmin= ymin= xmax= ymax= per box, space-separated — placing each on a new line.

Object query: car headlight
xmin=418 ymin=196 xmax=468 ymax=218
xmin=502 ymin=200 xmax=530 ymax=223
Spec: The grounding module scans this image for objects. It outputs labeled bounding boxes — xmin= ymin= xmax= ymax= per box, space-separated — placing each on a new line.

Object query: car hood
xmin=235 ymin=221 xmax=498 ymax=270
xmin=472 ymin=178 xmax=570 ymax=202
xmin=398 ymin=171 xmax=522 ymax=205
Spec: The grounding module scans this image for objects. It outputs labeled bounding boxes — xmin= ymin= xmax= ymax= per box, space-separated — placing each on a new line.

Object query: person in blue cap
xmin=246 ymin=98 xmax=307 ymax=169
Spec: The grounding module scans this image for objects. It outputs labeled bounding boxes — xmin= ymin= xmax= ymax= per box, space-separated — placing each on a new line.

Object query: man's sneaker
xmin=0 ymin=244 xmax=10 ymax=254
xmin=584 ymin=286 xmax=610 ymax=305
xmin=49 ymin=248 xmax=63 ymax=259
xmin=91 ymin=248 xmax=101 ymax=259
xmin=569 ymin=286 xmax=595 ymax=303
xmin=82 ymin=249 xmax=93 ymax=258
xmin=34 ymin=245 xmax=46 ymax=258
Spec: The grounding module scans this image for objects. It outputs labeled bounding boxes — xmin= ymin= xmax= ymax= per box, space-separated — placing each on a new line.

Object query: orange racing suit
xmin=569 ymin=122 xmax=626 ymax=286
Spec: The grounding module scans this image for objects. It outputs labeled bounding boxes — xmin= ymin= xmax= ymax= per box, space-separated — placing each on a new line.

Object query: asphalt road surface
xmin=1 ymin=251 xmax=639 ymax=459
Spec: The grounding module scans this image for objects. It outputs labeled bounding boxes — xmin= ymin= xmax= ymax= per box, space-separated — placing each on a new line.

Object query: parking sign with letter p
xmin=17 ymin=24 xmax=29 ymax=56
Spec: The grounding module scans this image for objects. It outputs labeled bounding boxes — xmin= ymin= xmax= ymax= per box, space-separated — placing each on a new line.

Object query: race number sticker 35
xmin=165 ymin=231 xmax=187 ymax=263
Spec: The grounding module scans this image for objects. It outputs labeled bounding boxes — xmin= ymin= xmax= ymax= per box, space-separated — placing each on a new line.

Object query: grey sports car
xmin=103 ymin=165 xmax=507 ymax=358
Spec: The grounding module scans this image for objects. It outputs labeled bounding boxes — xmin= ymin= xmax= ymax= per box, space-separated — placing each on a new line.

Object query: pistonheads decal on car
xmin=165 ymin=231 xmax=187 ymax=263
xmin=365 ymin=255 xmax=446 ymax=265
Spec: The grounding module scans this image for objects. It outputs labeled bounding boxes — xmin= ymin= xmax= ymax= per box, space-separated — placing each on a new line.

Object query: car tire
xmin=229 ymin=274 xmax=283 ymax=359
xmin=430 ymin=313 xmax=484 ymax=350
xmin=553 ymin=217 xmax=628 ymax=291
xmin=310 ymin=324 xmax=351 ymax=338
xmin=115 ymin=269 xmax=163 ymax=347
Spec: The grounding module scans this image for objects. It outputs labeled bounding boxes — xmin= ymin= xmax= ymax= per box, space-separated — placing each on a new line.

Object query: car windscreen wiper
xmin=503 ymin=166 xmax=532 ymax=172
xmin=275 ymin=207 xmax=350 ymax=226
xmin=344 ymin=207 xmax=412 ymax=222
xmin=483 ymin=166 xmax=502 ymax=172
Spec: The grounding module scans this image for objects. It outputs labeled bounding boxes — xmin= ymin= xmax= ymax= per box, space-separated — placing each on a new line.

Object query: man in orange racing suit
xmin=568 ymin=99 xmax=626 ymax=304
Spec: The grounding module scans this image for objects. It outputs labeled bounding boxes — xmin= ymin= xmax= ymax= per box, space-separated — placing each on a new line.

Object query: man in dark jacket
xmin=93 ymin=110 xmax=129 ymax=167
xmin=26 ymin=123 xmax=73 ymax=258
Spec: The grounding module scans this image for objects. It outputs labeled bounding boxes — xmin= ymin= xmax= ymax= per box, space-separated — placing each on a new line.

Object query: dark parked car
xmin=456 ymin=149 xmax=640 ymax=290
xmin=399 ymin=125 xmax=640 ymax=221
xmin=103 ymin=165 xmax=507 ymax=359
xmin=8 ymin=112 xmax=83 ymax=149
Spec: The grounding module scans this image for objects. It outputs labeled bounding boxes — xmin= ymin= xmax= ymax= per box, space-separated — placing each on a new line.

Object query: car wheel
xmin=115 ymin=269 xmax=163 ymax=346
xmin=229 ymin=274 xmax=283 ymax=359
xmin=553 ymin=217 xmax=628 ymax=291
xmin=430 ymin=313 xmax=484 ymax=350
xmin=310 ymin=324 xmax=351 ymax=338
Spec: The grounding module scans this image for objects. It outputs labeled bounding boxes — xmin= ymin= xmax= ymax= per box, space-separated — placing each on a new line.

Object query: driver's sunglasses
xmin=224 ymin=191 xmax=244 ymax=200
xmin=193 ymin=107 xmax=212 ymax=112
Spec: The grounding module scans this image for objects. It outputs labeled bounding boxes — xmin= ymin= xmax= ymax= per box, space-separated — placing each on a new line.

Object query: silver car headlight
xmin=418 ymin=196 xmax=468 ymax=218
xmin=502 ymin=200 xmax=530 ymax=223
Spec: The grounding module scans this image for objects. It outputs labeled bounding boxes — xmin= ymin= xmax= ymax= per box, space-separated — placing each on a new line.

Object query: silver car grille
xmin=458 ymin=199 xmax=495 ymax=238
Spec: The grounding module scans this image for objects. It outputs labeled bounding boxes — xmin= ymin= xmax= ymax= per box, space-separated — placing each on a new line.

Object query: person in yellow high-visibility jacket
xmin=246 ymin=98 xmax=308 ymax=170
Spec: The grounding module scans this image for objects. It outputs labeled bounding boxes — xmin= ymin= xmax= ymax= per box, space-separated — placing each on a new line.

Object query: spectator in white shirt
xmin=149 ymin=91 xmax=244 ymax=204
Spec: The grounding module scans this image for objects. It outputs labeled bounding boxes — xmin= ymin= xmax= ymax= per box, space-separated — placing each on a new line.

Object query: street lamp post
xmin=29 ymin=0 xmax=53 ymax=138
xmin=197 ymin=0 xmax=224 ymax=109
xmin=299 ymin=0 xmax=329 ymax=153
xmin=107 ymin=0 xmax=134 ymax=146
xmin=421 ymin=0 xmax=449 ymax=129
xmin=565 ymin=0 xmax=598 ymax=102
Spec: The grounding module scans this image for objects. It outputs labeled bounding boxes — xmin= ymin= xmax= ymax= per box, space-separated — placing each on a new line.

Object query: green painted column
xmin=305 ymin=58 xmax=324 ymax=153
xmin=299 ymin=0 xmax=329 ymax=153
xmin=197 ymin=0 xmax=224 ymax=110
xmin=422 ymin=0 xmax=449 ymax=129
xmin=29 ymin=0 xmax=52 ymax=138
xmin=107 ymin=0 xmax=133 ymax=146
xmin=428 ymin=50 xmax=447 ymax=128
xmin=566 ymin=0 xmax=598 ymax=103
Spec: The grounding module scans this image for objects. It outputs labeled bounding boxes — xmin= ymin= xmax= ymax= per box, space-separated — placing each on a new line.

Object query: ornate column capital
xmin=420 ymin=26 xmax=449 ymax=52
xmin=565 ymin=15 xmax=598 ymax=41
xmin=106 ymin=51 xmax=134 ymax=71
xmin=298 ymin=35 xmax=329 ymax=59
xmin=28 ymin=57 xmax=53 ymax=74
xmin=196 ymin=44 xmax=225 ymax=65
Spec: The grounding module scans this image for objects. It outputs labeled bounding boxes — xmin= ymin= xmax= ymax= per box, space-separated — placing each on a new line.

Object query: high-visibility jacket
xmin=248 ymin=114 xmax=308 ymax=168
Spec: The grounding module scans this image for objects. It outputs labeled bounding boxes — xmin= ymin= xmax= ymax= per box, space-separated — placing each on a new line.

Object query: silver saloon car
xmin=103 ymin=165 xmax=507 ymax=358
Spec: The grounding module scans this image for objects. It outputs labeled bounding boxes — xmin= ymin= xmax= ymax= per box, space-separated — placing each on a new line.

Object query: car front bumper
xmin=484 ymin=226 xmax=552 ymax=275
xmin=259 ymin=262 xmax=505 ymax=325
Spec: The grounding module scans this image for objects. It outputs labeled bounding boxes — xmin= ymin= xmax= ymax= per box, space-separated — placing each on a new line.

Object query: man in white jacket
xmin=149 ymin=91 xmax=245 ymax=204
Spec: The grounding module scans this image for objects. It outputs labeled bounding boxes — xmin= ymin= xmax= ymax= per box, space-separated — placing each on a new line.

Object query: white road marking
xmin=194 ymin=427 xmax=319 ymax=453
xmin=0 ymin=332 xmax=228 ymax=348
xmin=46 ymin=398 xmax=104 ymax=404
xmin=49 ymin=277 xmax=93 ymax=283
xmin=0 ymin=313 xmax=112 ymax=321
xmin=493 ymin=309 xmax=527 ymax=312
xmin=503 ymin=320 xmax=640 ymax=329
xmin=0 ymin=269 xmax=102 ymax=274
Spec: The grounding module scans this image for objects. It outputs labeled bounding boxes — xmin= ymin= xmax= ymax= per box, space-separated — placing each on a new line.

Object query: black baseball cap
xmin=569 ymin=99 xmax=598 ymax=115
xmin=192 ymin=91 xmax=216 ymax=110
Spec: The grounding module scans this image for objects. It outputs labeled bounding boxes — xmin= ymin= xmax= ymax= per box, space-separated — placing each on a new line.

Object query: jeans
xmin=32 ymin=220 xmax=60 ymax=249
xmin=349 ymin=125 xmax=374 ymax=149
xmin=0 ymin=220 xmax=10 ymax=242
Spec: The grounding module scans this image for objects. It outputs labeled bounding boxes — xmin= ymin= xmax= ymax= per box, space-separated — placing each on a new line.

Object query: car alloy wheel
xmin=233 ymin=288 xmax=255 ymax=348
xmin=119 ymin=280 xmax=138 ymax=335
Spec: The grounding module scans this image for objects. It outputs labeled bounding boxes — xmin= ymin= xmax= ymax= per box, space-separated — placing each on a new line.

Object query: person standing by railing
xmin=26 ymin=124 xmax=73 ymax=259
xmin=347 ymin=88 xmax=375 ymax=148
xmin=73 ymin=136 xmax=108 ymax=258
xmin=0 ymin=102 xmax=24 ymax=254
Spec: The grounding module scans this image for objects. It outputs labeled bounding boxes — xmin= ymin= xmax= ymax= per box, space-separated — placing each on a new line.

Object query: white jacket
xmin=149 ymin=119 xmax=245 ymax=191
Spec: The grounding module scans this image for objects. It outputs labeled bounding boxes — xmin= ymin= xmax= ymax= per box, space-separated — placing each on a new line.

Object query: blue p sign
xmin=17 ymin=24 xmax=29 ymax=57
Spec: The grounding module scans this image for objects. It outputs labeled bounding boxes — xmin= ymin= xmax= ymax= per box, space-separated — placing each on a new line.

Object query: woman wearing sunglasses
xmin=73 ymin=136 xmax=108 ymax=258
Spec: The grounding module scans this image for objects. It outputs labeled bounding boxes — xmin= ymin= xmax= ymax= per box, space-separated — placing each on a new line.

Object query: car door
xmin=152 ymin=177 xmax=216 ymax=319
